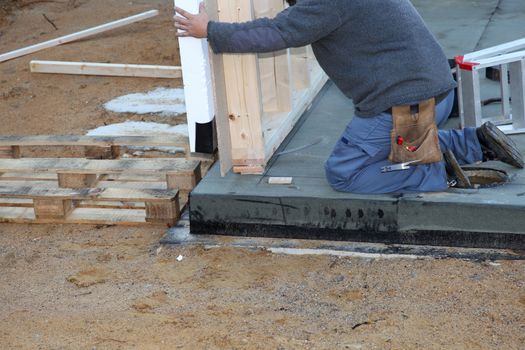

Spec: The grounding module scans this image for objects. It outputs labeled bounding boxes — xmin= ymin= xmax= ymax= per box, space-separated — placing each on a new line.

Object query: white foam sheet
xmin=176 ymin=0 xmax=216 ymax=152
xmin=103 ymin=87 xmax=186 ymax=116
xmin=87 ymin=121 xmax=189 ymax=154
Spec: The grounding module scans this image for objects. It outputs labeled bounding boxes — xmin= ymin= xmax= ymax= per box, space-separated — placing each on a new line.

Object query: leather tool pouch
xmin=388 ymin=98 xmax=442 ymax=164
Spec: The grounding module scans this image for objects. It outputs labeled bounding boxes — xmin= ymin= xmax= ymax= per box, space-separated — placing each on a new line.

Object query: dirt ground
xmin=0 ymin=1 xmax=524 ymax=349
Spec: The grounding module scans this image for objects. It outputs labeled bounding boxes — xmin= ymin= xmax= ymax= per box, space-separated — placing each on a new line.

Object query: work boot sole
xmin=479 ymin=122 xmax=524 ymax=168
xmin=444 ymin=150 xmax=472 ymax=188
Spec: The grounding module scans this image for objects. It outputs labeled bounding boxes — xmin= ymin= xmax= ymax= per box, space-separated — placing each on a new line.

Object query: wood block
xmin=12 ymin=146 xmax=21 ymax=159
xmin=145 ymin=198 xmax=180 ymax=226
xmin=84 ymin=146 xmax=113 ymax=159
xmin=33 ymin=198 xmax=73 ymax=219
xmin=111 ymin=145 xmax=122 ymax=159
xmin=166 ymin=168 xmax=201 ymax=191
xmin=58 ymin=173 xmax=98 ymax=188
xmin=268 ymin=177 xmax=293 ymax=185
xmin=0 ymin=146 xmax=20 ymax=159
xmin=166 ymin=162 xmax=202 ymax=191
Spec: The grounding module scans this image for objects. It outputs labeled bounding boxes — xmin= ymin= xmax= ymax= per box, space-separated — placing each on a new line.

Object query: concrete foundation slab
xmin=189 ymin=0 xmax=525 ymax=249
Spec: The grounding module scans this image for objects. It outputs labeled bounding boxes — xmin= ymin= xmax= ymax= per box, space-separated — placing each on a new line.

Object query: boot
xmin=444 ymin=150 xmax=472 ymax=188
xmin=476 ymin=121 xmax=524 ymax=168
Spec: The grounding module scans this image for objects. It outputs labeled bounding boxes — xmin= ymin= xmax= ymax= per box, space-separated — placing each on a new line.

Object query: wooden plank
xmin=0 ymin=207 xmax=157 ymax=226
xmin=0 ymin=10 xmax=159 ymax=63
xmin=30 ymin=61 xmax=182 ymax=79
xmin=0 ymin=158 xmax=200 ymax=175
xmin=205 ymin=0 xmax=233 ymax=176
xmin=0 ymin=179 xmax=167 ymax=190
xmin=0 ymin=135 xmax=189 ymax=149
xmin=218 ymin=0 xmax=266 ymax=165
xmin=0 ymin=172 xmax=59 ymax=181
xmin=0 ymin=186 xmax=179 ymax=203
xmin=0 ymin=198 xmax=33 ymax=208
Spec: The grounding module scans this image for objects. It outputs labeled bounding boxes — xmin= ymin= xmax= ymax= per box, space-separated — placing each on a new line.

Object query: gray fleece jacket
xmin=207 ymin=0 xmax=455 ymax=117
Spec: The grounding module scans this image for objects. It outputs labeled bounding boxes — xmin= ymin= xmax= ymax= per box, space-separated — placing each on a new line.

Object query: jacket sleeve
xmin=207 ymin=0 xmax=342 ymax=53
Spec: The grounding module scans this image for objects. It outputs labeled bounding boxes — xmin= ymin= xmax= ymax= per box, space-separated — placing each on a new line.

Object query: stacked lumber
xmin=0 ymin=136 xmax=202 ymax=226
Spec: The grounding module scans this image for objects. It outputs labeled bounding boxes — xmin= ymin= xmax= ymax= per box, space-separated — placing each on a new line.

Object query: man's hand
xmin=174 ymin=2 xmax=209 ymax=38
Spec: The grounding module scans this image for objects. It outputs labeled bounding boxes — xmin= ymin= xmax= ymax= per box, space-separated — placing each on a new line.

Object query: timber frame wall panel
xmin=196 ymin=0 xmax=327 ymax=174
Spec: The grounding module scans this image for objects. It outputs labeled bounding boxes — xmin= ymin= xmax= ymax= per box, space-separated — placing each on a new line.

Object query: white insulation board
xmin=176 ymin=0 xmax=215 ymax=152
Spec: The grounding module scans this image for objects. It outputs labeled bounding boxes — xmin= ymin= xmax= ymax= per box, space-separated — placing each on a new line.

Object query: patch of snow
xmin=104 ymin=87 xmax=186 ymax=117
xmin=87 ymin=121 xmax=188 ymax=154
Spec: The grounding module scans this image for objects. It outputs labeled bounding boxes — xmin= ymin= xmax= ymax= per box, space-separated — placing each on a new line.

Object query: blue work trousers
xmin=325 ymin=91 xmax=483 ymax=193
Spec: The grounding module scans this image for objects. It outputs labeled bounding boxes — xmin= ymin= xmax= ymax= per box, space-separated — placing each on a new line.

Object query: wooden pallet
xmin=0 ymin=134 xmax=209 ymax=226
xmin=0 ymin=157 xmax=202 ymax=226
xmin=0 ymin=135 xmax=190 ymax=159
xmin=0 ymin=185 xmax=180 ymax=226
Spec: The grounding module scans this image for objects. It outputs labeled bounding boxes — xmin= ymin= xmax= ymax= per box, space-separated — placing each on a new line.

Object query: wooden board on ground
xmin=30 ymin=61 xmax=182 ymax=79
xmin=0 ymin=10 xmax=159 ymax=63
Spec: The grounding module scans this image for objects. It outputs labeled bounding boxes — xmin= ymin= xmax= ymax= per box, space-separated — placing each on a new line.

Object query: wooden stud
xmin=58 ymin=173 xmax=98 ymax=189
xmin=33 ymin=199 xmax=73 ymax=219
xmin=30 ymin=61 xmax=182 ymax=79
xmin=218 ymin=0 xmax=266 ymax=166
xmin=206 ymin=0 xmax=233 ymax=176
xmin=145 ymin=198 xmax=180 ymax=226
xmin=0 ymin=10 xmax=159 ymax=63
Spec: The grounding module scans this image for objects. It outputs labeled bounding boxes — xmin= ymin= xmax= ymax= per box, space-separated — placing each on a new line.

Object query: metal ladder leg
xmin=500 ymin=64 xmax=511 ymax=120
xmin=459 ymin=68 xmax=483 ymax=128
xmin=509 ymin=59 xmax=525 ymax=129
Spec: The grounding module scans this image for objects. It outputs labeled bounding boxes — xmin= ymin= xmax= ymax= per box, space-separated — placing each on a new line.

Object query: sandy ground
xmin=0 ymin=1 xmax=524 ymax=349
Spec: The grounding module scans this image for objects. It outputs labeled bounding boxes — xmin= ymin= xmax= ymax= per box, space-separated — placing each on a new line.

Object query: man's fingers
xmin=176 ymin=31 xmax=190 ymax=37
xmin=174 ymin=23 xmax=189 ymax=30
xmin=174 ymin=16 xmax=190 ymax=26
xmin=199 ymin=2 xmax=206 ymax=13
xmin=175 ymin=6 xmax=193 ymax=19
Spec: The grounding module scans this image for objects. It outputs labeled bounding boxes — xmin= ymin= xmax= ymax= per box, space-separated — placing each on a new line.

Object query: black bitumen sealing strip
xmin=189 ymin=221 xmax=525 ymax=250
